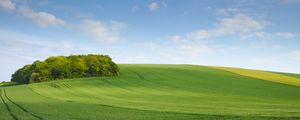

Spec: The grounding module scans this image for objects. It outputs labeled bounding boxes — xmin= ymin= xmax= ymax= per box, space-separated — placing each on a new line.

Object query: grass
xmin=1 ymin=64 xmax=300 ymax=120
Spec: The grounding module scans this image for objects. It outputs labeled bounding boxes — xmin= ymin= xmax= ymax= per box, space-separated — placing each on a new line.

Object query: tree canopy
xmin=11 ymin=54 xmax=119 ymax=84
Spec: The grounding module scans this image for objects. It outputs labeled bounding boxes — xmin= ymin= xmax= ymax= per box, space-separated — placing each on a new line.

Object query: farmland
xmin=1 ymin=64 xmax=300 ymax=120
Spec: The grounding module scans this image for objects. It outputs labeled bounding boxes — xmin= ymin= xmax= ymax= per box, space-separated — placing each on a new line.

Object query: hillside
xmin=1 ymin=64 xmax=300 ymax=120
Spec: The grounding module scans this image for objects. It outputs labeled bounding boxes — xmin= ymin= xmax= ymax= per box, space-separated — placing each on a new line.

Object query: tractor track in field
xmin=0 ymin=89 xmax=18 ymax=120
xmin=63 ymin=83 xmax=71 ymax=88
xmin=54 ymin=83 xmax=82 ymax=98
xmin=2 ymin=89 xmax=43 ymax=120
xmin=127 ymin=69 xmax=145 ymax=80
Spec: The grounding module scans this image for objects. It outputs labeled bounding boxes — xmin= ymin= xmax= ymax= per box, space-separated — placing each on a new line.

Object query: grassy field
xmin=1 ymin=64 xmax=300 ymax=120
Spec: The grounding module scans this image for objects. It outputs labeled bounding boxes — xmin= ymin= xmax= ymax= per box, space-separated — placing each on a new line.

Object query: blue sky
xmin=0 ymin=0 xmax=300 ymax=81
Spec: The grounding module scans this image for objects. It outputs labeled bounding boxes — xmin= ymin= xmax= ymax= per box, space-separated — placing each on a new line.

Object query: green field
xmin=1 ymin=64 xmax=300 ymax=120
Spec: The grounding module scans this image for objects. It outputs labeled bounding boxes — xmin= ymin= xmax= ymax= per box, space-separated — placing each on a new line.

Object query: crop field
xmin=212 ymin=66 xmax=300 ymax=86
xmin=1 ymin=64 xmax=300 ymax=120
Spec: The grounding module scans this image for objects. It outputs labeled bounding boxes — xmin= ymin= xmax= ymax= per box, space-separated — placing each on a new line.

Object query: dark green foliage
xmin=11 ymin=65 xmax=32 ymax=84
xmin=11 ymin=54 xmax=119 ymax=84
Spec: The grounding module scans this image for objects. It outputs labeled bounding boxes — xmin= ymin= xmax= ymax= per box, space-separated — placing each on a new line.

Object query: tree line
xmin=11 ymin=54 xmax=120 ymax=84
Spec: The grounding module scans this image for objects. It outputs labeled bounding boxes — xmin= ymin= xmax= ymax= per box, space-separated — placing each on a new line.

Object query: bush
xmin=11 ymin=54 xmax=119 ymax=84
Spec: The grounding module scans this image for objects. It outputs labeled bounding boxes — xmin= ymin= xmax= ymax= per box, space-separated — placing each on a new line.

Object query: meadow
xmin=1 ymin=64 xmax=300 ymax=120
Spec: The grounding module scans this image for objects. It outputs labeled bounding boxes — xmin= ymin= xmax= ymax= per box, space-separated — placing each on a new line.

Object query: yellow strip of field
xmin=212 ymin=66 xmax=300 ymax=87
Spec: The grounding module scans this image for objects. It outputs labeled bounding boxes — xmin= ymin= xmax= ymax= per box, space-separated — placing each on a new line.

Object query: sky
xmin=0 ymin=0 xmax=300 ymax=81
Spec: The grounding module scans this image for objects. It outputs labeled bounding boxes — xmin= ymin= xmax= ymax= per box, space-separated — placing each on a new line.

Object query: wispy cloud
xmin=0 ymin=0 xmax=15 ymax=11
xmin=215 ymin=8 xmax=243 ymax=16
xmin=19 ymin=7 xmax=65 ymax=27
xmin=171 ymin=8 xmax=297 ymax=51
xmin=148 ymin=2 xmax=160 ymax=11
xmin=0 ymin=0 xmax=65 ymax=27
xmin=0 ymin=0 xmax=127 ymax=43
xmin=171 ymin=11 xmax=265 ymax=43
xmin=276 ymin=32 xmax=297 ymax=38
xmin=148 ymin=1 xmax=167 ymax=11
xmin=164 ymin=9 xmax=265 ymax=59
xmin=78 ymin=19 xmax=127 ymax=43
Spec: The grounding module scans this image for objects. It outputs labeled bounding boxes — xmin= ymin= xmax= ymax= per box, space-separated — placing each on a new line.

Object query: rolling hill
xmin=1 ymin=64 xmax=300 ymax=120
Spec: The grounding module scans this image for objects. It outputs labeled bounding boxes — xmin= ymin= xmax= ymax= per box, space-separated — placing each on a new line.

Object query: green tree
xmin=11 ymin=54 xmax=119 ymax=84
xmin=85 ymin=55 xmax=101 ymax=76
xmin=70 ymin=57 xmax=87 ymax=77
xmin=29 ymin=61 xmax=50 ymax=83
xmin=46 ymin=56 xmax=71 ymax=79
xmin=11 ymin=65 xmax=32 ymax=84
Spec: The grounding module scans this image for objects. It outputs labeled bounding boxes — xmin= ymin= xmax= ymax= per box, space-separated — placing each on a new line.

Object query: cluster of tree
xmin=11 ymin=54 xmax=119 ymax=84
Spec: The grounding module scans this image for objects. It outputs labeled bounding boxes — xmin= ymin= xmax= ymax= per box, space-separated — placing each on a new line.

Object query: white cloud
xmin=1 ymin=1 xmax=127 ymax=43
xmin=0 ymin=1 xmax=65 ymax=27
xmin=148 ymin=1 xmax=168 ymax=11
xmin=171 ymin=8 xmax=297 ymax=51
xmin=276 ymin=32 xmax=297 ymax=38
xmin=216 ymin=8 xmax=242 ymax=16
xmin=0 ymin=0 xmax=15 ymax=11
xmin=78 ymin=19 xmax=127 ymax=43
xmin=241 ymin=31 xmax=297 ymax=49
xmin=167 ymin=9 xmax=267 ymax=59
xmin=148 ymin=2 xmax=160 ymax=11
xmin=218 ymin=14 xmax=264 ymax=33
xmin=19 ymin=7 xmax=65 ymax=27
xmin=171 ymin=13 xmax=265 ymax=43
